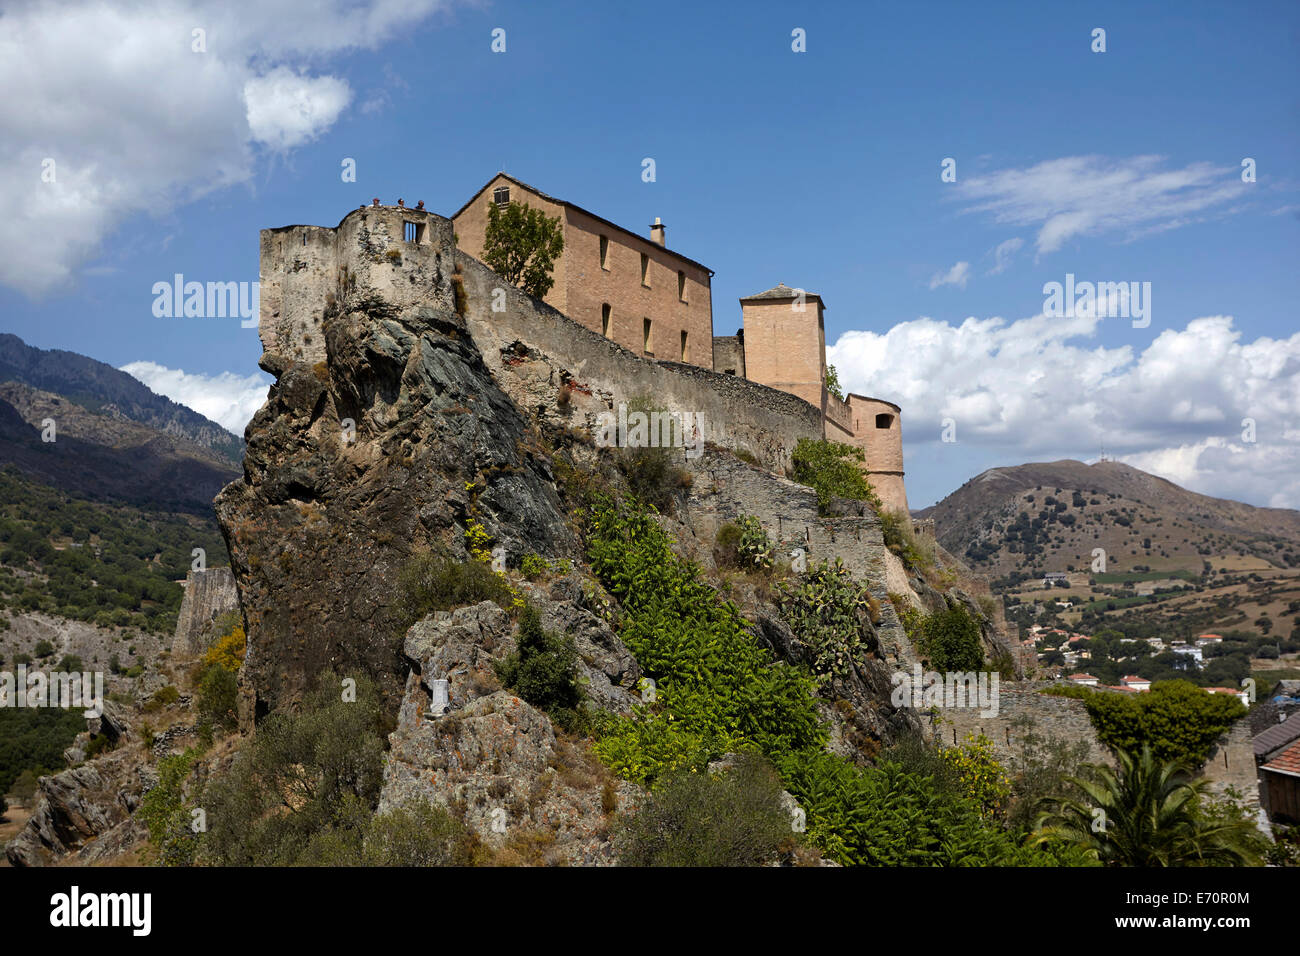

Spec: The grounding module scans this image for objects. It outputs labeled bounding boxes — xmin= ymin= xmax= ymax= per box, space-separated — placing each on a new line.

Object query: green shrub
xmin=200 ymin=673 xmax=386 ymax=866
xmin=790 ymin=438 xmax=880 ymax=514
xmin=713 ymin=521 xmax=743 ymax=569
xmin=586 ymin=496 xmax=825 ymax=784
xmin=616 ymin=753 xmax=795 ymax=866
xmin=56 ymin=654 xmax=83 ymax=672
xmin=395 ymin=551 xmax=512 ymax=630
xmin=494 ymin=604 xmax=584 ymax=731
xmin=139 ymin=747 xmax=203 ymax=866
xmin=360 ymin=800 xmax=476 ymax=866
xmin=880 ymin=510 xmax=932 ymax=571
xmin=1077 ymin=680 xmax=1245 ymax=770
xmin=918 ymin=603 xmax=984 ymax=672
xmin=196 ymin=665 xmax=239 ymax=734
xmin=33 ymin=640 xmax=54 ymax=658
xmin=520 ymin=553 xmax=550 ymax=581
xmin=617 ymin=446 xmax=690 ymax=513
xmin=142 ymin=684 xmax=180 ymax=713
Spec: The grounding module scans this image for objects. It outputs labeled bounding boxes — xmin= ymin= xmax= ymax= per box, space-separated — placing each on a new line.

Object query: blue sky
xmin=1 ymin=0 xmax=1296 ymax=509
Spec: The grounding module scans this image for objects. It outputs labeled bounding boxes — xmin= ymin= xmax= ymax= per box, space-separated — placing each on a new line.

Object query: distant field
xmin=1092 ymin=569 xmax=1197 ymax=585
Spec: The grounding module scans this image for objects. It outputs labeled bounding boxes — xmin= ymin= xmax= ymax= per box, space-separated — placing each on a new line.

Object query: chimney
xmin=650 ymin=217 xmax=666 ymax=247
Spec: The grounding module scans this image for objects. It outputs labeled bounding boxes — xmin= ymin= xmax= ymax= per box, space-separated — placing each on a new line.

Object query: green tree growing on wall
xmin=482 ymin=199 xmax=564 ymax=299
xmin=824 ymin=364 xmax=844 ymax=401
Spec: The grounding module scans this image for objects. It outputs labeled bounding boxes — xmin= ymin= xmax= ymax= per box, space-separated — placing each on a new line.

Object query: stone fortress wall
xmin=259 ymin=205 xmax=825 ymax=474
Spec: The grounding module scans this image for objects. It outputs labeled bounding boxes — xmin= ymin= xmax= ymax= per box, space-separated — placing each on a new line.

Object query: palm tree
xmin=1031 ymin=743 xmax=1263 ymax=866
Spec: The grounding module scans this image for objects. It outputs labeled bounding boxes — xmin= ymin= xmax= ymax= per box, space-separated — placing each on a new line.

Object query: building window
xmin=599 ymin=235 xmax=609 ymax=270
xmin=404 ymin=221 xmax=423 ymax=243
xmin=601 ymin=303 xmax=611 ymax=337
xmin=493 ymin=185 xmax=510 ymax=205
xmin=640 ymin=253 xmax=650 ymax=287
xmin=678 ymin=270 xmax=686 ymax=302
xmin=876 ymin=413 xmax=894 ymax=429
xmin=680 ymin=330 xmax=688 ymax=361
xmin=643 ymin=318 xmax=652 ymax=354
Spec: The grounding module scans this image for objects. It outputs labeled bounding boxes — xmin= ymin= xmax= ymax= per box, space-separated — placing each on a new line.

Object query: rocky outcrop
xmin=171 ymin=566 xmax=239 ymax=658
xmin=380 ymin=593 xmax=643 ymax=865
xmin=215 ymin=289 xmax=577 ymax=718
xmin=6 ymin=704 xmax=145 ymax=867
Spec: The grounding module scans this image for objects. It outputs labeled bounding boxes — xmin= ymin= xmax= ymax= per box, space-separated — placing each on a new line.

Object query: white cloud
xmin=245 ymin=68 xmax=352 ymax=151
xmin=929 ymin=261 xmax=971 ymax=290
xmin=120 ymin=361 xmax=270 ymax=434
xmin=953 ymin=155 xmax=1248 ymax=256
xmin=0 ymin=1 xmax=457 ymax=296
xmin=987 ymin=237 xmax=1023 ymax=275
xmin=828 ymin=312 xmax=1300 ymax=509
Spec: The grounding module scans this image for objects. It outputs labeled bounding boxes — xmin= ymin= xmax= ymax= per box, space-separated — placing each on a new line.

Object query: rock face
xmin=171 ymin=566 xmax=240 ymax=658
xmin=381 ymin=593 xmax=642 ymax=865
xmin=215 ymin=288 xmax=576 ymax=718
xmin=6 ymin=702 xmax=144 ymax=867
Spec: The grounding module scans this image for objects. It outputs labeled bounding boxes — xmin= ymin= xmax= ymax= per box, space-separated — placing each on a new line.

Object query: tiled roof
xmin=1070 ymin=673 xmax=1097 ymax=681
xmin=1255 ymin=714 xmax=1300 ymax=758
xmin=739 ymin=282 xmax=823 ymax=304
xmin=1262 ymin=738 xmax=1300 ymax=777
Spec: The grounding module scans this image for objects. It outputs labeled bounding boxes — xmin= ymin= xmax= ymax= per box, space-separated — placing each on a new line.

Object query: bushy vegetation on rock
xmin=790 ymin=438 xmax=881 ymax=514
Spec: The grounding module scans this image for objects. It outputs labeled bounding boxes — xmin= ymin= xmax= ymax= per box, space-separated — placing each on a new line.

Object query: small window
xmin=640 ymin=253 xmax=650 ymax=287
xmin=599 ymin=235 xmax=609 ymax=270
xmin=601 ymin=303 xmax=611 ymax=337
xmin=404 ymin=221 xmax=422 ymax=243
xmin=680 ymin=330 xmax=688 ymax=362
xmin=678 ymin=270 xmax=686 ymax=302
xmin=493 ymin=186 xmax=510 ymax=205
xmin=875 ymin=413 xmax=894 ymax=429
xmin=643 ymin=317 xmax=652 ymax=354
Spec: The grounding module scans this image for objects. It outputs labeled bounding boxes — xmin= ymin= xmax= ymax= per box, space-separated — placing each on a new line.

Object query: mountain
xmin=0 ymin=333 xmax=243 ymax=464
xmin=0 ymin=336 xmax=241 ymax=515
xmin=918 ymin=459 xmax=1300 ymax=645
xmin=917 ymin=459 xmax=1300 ymax=579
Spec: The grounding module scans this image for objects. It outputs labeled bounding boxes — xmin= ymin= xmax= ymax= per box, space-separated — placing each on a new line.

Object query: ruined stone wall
xmin=677 ymin=449 xmax=916 ymax=665
xmin=171 ymin=566 xmax=239 ymax=658
xmin=936 ymin=681 xmax=1258 ymax=805
xmin=712 ymin=333 xmax=745 ymax=377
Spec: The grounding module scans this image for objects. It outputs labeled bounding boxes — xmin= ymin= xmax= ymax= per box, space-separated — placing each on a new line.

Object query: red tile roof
xmin=1262 ymin=739 xmax=1300 ymax=777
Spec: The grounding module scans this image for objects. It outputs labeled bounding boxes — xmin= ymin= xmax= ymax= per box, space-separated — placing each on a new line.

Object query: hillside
xmin=919 ymin=459 xmax=1300 ymax=656
xmin=919 ymin=459 xmax=1300 ymax=577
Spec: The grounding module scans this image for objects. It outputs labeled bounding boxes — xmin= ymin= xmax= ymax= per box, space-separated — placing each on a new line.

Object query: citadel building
xmin=452 ymin=174 xmax=908 ymax=513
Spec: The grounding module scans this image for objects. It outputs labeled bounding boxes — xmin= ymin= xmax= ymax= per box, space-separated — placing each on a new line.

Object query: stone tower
xmin=848 ymin=394 xmax=908 ymax=514
xmin=738 ymin=283 xmax=826 ymax=411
